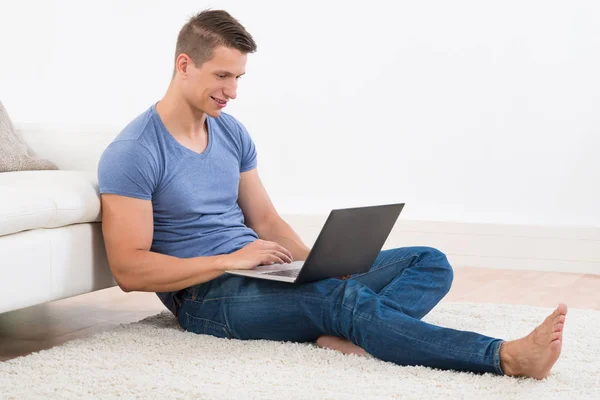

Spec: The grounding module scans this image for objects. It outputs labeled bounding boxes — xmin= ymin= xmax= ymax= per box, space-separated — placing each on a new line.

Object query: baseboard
xmin=281 ymin=214 xmax=600 ymax=275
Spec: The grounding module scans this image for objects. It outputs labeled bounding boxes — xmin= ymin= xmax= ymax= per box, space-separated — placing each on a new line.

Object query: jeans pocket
xmin=185 ymin=313 xmax=233 ymax=339
xmin=184 ymin=281 xmax=213 ymax=303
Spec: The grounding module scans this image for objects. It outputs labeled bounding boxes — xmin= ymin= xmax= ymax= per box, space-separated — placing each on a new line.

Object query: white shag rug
xmin=1 ymin=302 xmax=598 ymax=400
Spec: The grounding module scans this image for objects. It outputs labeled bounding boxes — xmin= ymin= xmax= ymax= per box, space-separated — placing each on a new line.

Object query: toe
xmin=552 ymin=305 xmax=562 ymax=317
xmin=552 ymin=314 xmax=566 ymax=325
xmin=551 ymin=331 xmax=562 ymax=342
xmin=553 ymin=322 xmax=564 ymax=332
xmin=548 ymin=307 xmax=561 ymax=321
xmin=553 ymin=306 xmax=560 ymax=315
xmin=549 ymin=305 xmax=567 ymax=323
xmin=558 ymin=303 xmax=568 ymax=316
xmin=551 ymin=339 xmax=562 ymax=351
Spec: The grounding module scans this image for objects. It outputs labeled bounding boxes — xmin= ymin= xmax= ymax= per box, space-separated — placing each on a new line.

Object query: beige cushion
xmin=0 ymin=170 xmax=101 ymax=237
xmin=0 ymin=101 xmax=58 ymax=172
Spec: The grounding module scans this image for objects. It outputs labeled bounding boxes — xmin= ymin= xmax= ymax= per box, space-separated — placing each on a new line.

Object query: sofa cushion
xmin=0 ymin=101 xmax=58 ymax=172
xmin=0 ymin=170 xmax=101 ymax=237
xmin=0 ymin=223 xmax=115 ymax=314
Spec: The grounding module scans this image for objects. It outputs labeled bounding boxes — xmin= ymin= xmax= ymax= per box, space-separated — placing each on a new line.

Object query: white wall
xmin=1 ymin=0 xmax=599 ymax=227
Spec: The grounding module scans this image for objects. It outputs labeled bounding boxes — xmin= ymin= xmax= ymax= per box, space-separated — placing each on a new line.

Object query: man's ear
xmin=175 ymin=54 xmax=191 ymax=76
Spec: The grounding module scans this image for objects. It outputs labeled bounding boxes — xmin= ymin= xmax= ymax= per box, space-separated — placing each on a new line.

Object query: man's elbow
xmin=113 ymin=272 xmax=135 ymax=293
xmin=109 ymin=262 xmax=137 ymax=293
xmin=117 ymin=280 xmax=135 ymax=293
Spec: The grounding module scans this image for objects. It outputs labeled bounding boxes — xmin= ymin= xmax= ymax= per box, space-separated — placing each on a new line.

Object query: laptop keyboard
xmin=263 ymin=269 xmax=301 ymax=278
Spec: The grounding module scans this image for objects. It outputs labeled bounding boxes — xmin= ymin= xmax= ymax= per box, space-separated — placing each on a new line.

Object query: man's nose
xmin=224 ymin=80 xmax=237 ymax=100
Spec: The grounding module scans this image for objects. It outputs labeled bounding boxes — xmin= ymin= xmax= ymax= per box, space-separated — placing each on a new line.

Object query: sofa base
xmin=0 ymin=223 xmax=116 ymax=314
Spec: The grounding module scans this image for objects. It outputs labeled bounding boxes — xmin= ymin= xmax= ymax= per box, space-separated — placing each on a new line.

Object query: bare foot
xmin=316 ymin=335 xmax=368 ymax=357
xmin=500 ymin=303 xmax=568 ymax=379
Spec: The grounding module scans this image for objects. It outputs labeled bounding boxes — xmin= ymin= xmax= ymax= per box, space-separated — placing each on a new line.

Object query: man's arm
xmin=237 ymin=169 xmax=311 ymax=261
xmin=101 ymin=194 xmax=228 ymax=292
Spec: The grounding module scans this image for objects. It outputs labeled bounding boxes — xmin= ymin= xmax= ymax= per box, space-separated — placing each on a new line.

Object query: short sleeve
xmin=97 ymin=140 xmax=158 ymax=200
xmin=238 ymin=121 xmax=257 ymax=173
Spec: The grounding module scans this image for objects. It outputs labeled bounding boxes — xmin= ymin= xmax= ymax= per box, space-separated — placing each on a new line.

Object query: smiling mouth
xmin=211 ymin=96 xmax=227 ymax=105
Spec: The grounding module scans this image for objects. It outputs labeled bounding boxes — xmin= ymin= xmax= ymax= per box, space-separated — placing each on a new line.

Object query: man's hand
xmin=223 ymin=239 xmax=293 ymax=270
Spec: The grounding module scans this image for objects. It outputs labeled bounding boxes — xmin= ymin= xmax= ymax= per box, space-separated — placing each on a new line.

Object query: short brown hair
xmin=174 ymin=9 xmax=257 ymax=71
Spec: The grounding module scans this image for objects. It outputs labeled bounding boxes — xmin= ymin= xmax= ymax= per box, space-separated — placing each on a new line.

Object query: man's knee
xmin=413 ymin=246 xmax=454 ymax=292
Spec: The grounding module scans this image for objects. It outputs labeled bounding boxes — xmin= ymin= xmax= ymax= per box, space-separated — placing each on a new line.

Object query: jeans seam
xmin=377 ymin=254 xmax=420 ymax=298
xmin=184 ymin=293 xmax=338 ymax=338
xmin=351 ymin=308 xmax=495 ymax=359
xmin=379 ymin=263 xmax=412 ymax=298
xmin=493 ymin=340 xmax=505 ymax=375
xmin=353 ymin=254 xmax=419 ymax=280
xmin=379 ymin=251 xmax=451 ymax=299
xmin=185 ymin=312 xmax=234 ymax=339
xmin=186 ymin=292 xmax=337 ymax=306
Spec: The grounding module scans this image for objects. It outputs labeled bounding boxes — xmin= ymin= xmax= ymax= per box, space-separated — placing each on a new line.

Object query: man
xmin=98 ymin=9 xmax=567 ymax=379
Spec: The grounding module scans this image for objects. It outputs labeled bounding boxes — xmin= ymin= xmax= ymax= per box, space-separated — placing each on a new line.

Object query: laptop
xmin=225 ymin=203 xmax=405 ymax=283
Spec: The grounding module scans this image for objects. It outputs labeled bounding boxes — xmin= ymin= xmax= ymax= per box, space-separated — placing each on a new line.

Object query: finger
xmin=278 ymin=245 xmax=294 ymax=261
xmin=259 ymin=255 xmax=282 ymax=266
xmin=271 ymin=250 xmax=292 ymax=264
xmin=267 ymin=254 xmax=285 ymax=265
xmin=262 ymin=242 xmax=293 ymax=262
xmin=267 ymin=242 xmax=292 ymax=261
xmin=259 ymin=251 xmax=283 ymax=264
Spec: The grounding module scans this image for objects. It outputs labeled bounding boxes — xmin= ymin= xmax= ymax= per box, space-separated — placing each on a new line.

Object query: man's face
xmin=181 ymin=46 xmax=247 ymax=118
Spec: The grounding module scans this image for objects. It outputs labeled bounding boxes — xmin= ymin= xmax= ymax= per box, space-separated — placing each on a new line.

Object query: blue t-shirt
xmin=98 ymin=103 xmax=259 ymax=313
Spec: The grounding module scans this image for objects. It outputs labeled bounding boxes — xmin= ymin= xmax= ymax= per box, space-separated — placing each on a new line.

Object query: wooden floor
xmin=1 ymin=267 xmax=599 ymax=362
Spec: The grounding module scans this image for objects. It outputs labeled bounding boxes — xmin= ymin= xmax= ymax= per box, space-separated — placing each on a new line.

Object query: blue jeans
xmin=175 ymin=246 xmax=505 ymax=375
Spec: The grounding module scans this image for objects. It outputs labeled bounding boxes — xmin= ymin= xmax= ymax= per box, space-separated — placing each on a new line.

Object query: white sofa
xmin=0 ymin=124 xmax=118 ymax=314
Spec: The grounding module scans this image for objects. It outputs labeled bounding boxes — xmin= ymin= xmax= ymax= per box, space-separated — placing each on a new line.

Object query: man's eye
xmin=216 ymin=74 xmax=242 ymax=80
